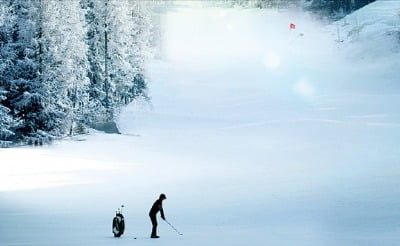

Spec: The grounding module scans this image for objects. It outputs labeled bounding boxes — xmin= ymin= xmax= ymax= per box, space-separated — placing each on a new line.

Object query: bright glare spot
xmin=226 ymin=24 xmax=233 ymax=30
xmin=262 ymin=51 xmax=281 ymax=69
xmin=0 ymin=148 xmax=115 ymax=191
xmin=293 ymin=78 xmax=315 ymax=99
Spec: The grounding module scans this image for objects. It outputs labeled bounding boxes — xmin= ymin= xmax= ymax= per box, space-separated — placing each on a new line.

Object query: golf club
xmin=164 ymin=220 xmax=183 ymax=236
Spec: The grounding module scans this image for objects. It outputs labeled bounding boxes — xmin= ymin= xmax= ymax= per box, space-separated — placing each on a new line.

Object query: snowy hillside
xmin=333 ymin=0 xmax=400 ymax=59
xmin=1 ymin=1 xmax=400 ymax=246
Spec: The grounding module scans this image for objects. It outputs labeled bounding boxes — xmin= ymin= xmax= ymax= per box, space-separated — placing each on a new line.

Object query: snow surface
xmin=1 ymin=1 xmax=400 ymax=245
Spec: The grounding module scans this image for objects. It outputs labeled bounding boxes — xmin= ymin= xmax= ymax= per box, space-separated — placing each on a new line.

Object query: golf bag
xmin=112 ymin=206 xmax=125 ymax=237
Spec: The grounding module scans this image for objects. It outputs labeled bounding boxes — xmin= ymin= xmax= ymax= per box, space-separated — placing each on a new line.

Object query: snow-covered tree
xmin=1 ymin=0 xmax=91 ymax=145
xmin=123 ymin=0 xmax=151 ymax=103
xmin=40 ymin=0 xmax=90 ymax=136
xmin=227 ymin=0 xmax=284 ymax=8
xmin=81 ymin=0 xmax=113 ymax=122
xmin=305 ymin=0 xmax=375 ymax=17
xmin=0 ymin=0 xmax=152 ymax=145
xmin=0 ymin=87 xmax=16 ymax=147
xmin=81 ymin=0 xmax=150 ymax=123
xmin=0 ymin=0 xmax=51 ymax=145
xmin=105 ymin=0 xmax=137 ymax=108
xmin=0 ymin=3 xmax=15 ymax=146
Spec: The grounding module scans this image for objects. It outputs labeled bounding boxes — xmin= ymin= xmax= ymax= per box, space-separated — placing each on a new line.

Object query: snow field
xmin=1 ymin=1 xmax=400 ymax=245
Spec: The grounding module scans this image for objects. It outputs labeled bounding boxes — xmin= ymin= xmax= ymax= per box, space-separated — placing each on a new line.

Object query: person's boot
xmin=150 ymin=234 xmax=160 ymax=238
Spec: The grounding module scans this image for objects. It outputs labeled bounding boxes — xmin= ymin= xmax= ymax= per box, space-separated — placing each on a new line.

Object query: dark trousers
xmin=150 ymin=214 xmax=158 ymax=236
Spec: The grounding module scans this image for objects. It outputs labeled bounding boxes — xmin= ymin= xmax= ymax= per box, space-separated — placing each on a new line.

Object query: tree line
xmin=0 ymin=0 xmax=151 ymax=146
xmin=225 ymin=0 xmax=375 ymax=18
xmin=304 ymin=0 xmax=376 ymax=18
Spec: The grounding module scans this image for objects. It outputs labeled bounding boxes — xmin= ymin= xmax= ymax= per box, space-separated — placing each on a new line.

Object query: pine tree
xmin=40 ymin=0 xmax=89 ymax=136
xmin=105 ymin=0 xmax=136 ymax=109
xmin=81 ymin=0 xmax=110 ymax=123
xmin=128 ymin=1 xmax=150 ymax=101
xmin=0 ymin=0 xmax=52 ymax=145
xmin=306 ymin=0 xmax=375 ymax=17
xmin=1 ymin=0 xmax=91 ymax=144
xmin=0 ymin=2 xmax=16 ymax=146
xmin=81 ymin=0 xmax=150 ymax=124
xmin=0 ymin=87 xmax=16 ymax=147
xmin=1 ymin=0 xmax=151 ymax=144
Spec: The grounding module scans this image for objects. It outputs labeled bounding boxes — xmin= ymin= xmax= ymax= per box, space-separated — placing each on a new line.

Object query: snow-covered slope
xmin=333 ymin=0 xmax=400 ymax=59
xmin=337 ymin=0 xmax=400 ymax=40
xmin=1 ymin=1 xmax=400 ymax=246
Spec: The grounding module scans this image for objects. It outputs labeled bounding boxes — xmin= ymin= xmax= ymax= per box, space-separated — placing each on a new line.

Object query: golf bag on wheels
xmin=112 ymin=205 xmax=125 ymax=237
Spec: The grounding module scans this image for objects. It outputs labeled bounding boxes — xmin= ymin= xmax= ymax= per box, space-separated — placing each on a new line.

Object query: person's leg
xmin=150 ymin=214 xmax=158 ymax=237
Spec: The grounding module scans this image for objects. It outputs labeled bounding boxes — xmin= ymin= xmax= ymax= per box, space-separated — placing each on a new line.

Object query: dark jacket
xmin=149 ymin=199 xmax=165 ymax=220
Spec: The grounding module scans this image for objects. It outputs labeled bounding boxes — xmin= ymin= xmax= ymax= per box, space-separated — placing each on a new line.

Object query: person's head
xmin=159 ymin=193 xmax=167 ymax=200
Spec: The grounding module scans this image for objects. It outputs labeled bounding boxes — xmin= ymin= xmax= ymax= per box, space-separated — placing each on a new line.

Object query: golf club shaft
xmin=165 ymin=220 xmax=183 ymax=235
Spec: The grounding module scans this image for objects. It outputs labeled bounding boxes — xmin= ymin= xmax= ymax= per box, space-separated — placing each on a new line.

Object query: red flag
xmin=290 ymin=23 xmax=296 ymax=29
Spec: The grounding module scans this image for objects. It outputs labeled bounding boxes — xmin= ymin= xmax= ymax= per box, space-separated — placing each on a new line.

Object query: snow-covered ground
xmin=1 ymin=1 xmax=400 ymax=245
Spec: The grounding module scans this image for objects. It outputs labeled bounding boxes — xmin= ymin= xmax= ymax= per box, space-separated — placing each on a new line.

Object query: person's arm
xmin=160 ymin=205 xmax=165 ymax=220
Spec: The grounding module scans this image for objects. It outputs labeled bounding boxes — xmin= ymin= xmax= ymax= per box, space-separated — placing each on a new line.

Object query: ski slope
xmin=1 ymin=1 xmax=400 ymax=245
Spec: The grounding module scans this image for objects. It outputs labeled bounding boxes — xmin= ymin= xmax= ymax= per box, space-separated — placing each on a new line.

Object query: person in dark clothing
xmin=149 ymin=193 xmax=167 ymax=238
